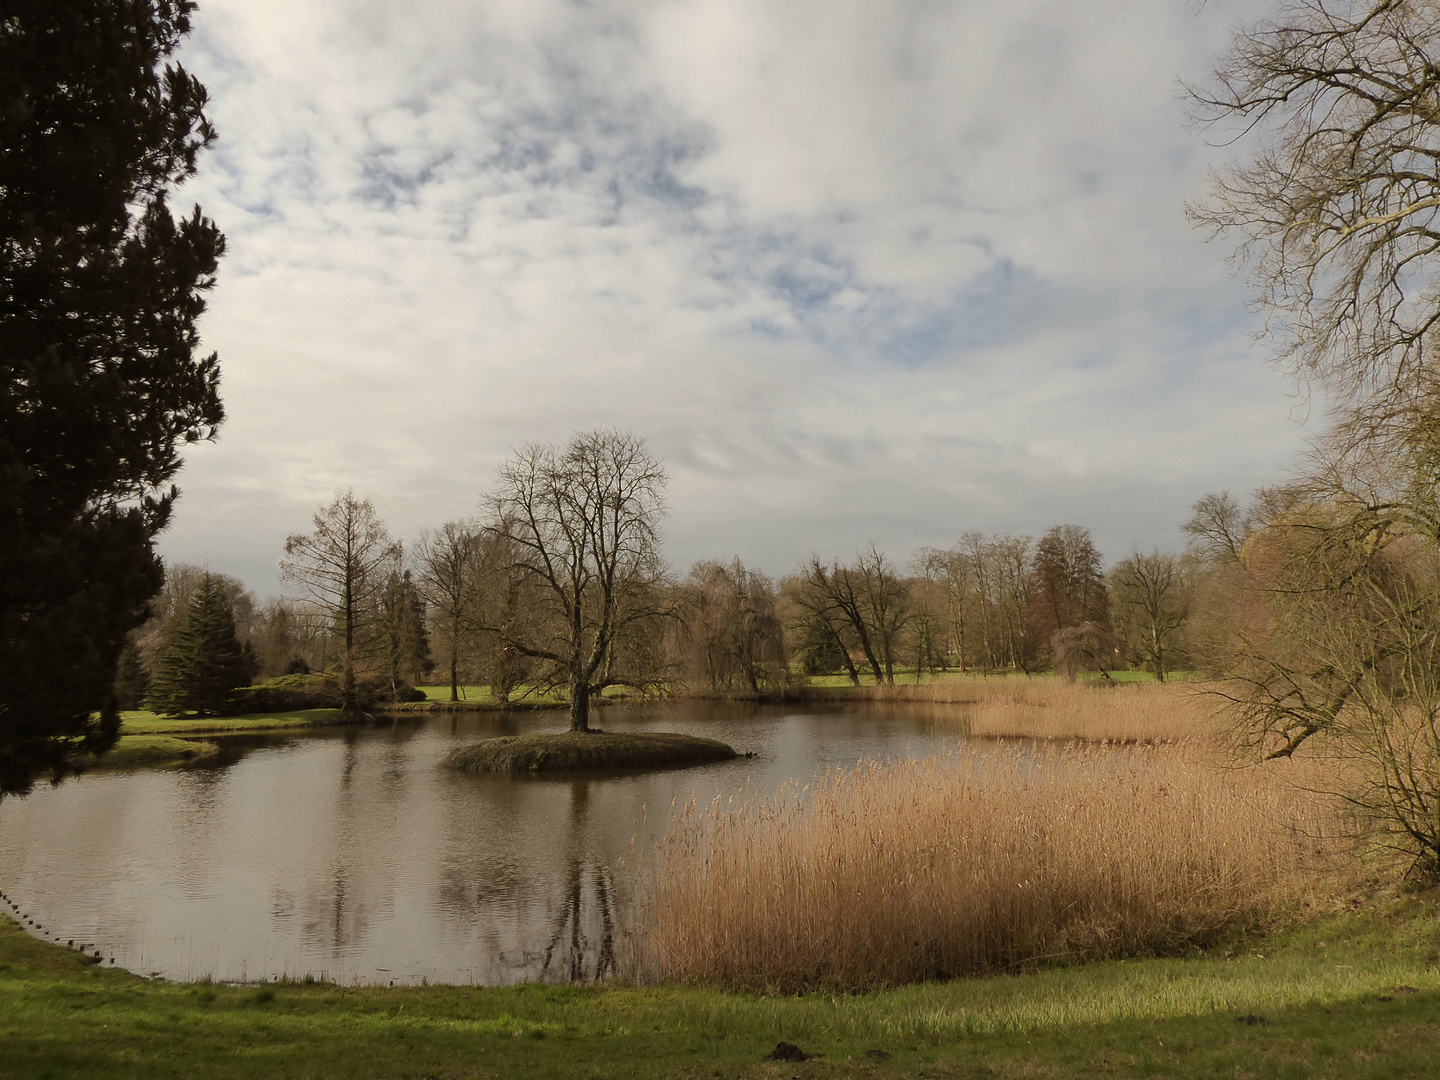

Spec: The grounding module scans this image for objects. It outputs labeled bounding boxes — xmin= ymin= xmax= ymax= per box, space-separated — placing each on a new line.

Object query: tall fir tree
xmin=146 ymin=576 xmax=249 ymax=717
xmin=1 ymin=1 xmax=225 ymax=794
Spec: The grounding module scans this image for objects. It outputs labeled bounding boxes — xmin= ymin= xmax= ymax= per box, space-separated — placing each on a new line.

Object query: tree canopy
xmin=0 ymin=0 xmax=224 ymax=795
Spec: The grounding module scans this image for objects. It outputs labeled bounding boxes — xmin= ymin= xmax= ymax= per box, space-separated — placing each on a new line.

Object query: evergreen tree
xmin=1 ymin=1 xmax=225 ymax=794
xmin=380 ymin=568 xmax=433 ymax=695
xmin=146 ymin=576 xmax=249 ymax=717
xmin=112 ymin=638 xmax=150 ymax=711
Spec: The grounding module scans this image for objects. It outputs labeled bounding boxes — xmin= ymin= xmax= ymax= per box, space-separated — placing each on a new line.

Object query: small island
xmin=444 ymin=731 xmax=738 ymax=774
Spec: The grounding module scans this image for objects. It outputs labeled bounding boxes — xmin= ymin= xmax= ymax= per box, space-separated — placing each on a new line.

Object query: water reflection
xmin=541 ymin=781 xmax=616 ymax=982
xmin=0 ymin=700 xmax=963 ymax=984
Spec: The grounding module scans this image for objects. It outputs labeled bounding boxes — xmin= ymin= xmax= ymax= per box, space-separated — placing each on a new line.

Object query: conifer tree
xmin=146 ymin=576 xmax=249 ymax=717
xmin=1 ymin=1 xmax=225 ymax=794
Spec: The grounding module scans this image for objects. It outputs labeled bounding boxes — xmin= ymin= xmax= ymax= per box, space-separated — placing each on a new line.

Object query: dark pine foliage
xmin=146 ymin=576 xmax=249 ymax=717
xmin=112 ymin=638 xmax=150 ymax=710
xmin=0 ymin=1 xmax=225 ymax=794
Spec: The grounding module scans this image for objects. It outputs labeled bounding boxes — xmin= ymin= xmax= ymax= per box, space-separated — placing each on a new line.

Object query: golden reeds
xmin=847 ymin=677 xmax=1217 ymax=742
xmin=632 ymin=742 xmax=1338 ymax=991
xmin=962 ymin=680 xmax=1216 ymax=742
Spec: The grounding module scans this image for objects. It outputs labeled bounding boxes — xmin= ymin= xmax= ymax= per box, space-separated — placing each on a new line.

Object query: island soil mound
xmin=443 ymin=730 xmax=737 ymax=773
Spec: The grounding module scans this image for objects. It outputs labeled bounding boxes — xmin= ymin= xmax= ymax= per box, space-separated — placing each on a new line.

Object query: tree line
xmin=128 ymin=430 xmax=1215 ymax=729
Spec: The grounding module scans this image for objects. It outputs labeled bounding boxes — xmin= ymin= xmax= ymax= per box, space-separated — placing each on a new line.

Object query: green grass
xmin=118 ymin=708 xmax=348 ymax=735
xmin=73 ymin=735 xmax=217 ymax=769
xmin=417 ymin=684 xmax=496 ymax=702
xmin=5 ymin=890 xmax=1440 ymax=1077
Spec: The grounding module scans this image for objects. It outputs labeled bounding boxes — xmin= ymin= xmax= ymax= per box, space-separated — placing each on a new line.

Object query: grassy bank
xmin=445 ymin=731 xmax=738 ymax=773
xmin=4 ymin=891 xmax=1440 ymax=1079
xmin=118 ymin=707 xmax=351 ymax=735
xmin=73 ymin=734 xmax=218 ymax=769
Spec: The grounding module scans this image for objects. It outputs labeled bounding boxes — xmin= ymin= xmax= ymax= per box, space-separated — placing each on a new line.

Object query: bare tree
xmin=956 ymin=532 xmax=997 ymax=670
xmin=991 ymin=535 xmax=1036 ymax=673
xmin=1191 ymin=0 xmax=1440 ymax=414
xmin=1109 ymin=550 xmax=1190 ymax=683
xmin=415 ymin=520 xmax=481 ymax=702
xmin=794 ymin=551 xmax=903 ymax=684
xmin=853 ymin=545 xmax=911 ymax=682
xmin=1188 ymin=5 xmax=1440 ymax=876
xmin=1183 ymin=491 xmax=1249 ymax=568
xmin=782 ymin=571 xmax=861 ymax=684
xmin=681 ymin=559 xmax=787 ymax=692
xmin=481 ymin=430 xmax=669 ymax=732
xmin=910 ymin=548 xmax=955 ymax=678
xmin=281 ymin=492 xmax=399 ymax=712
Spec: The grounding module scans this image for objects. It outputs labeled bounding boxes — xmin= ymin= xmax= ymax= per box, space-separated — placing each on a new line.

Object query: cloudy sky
xmin=163 ymin=0 xmax=1308 ymax=597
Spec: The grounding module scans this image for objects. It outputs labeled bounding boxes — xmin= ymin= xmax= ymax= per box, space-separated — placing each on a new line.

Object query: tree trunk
xmin=570 ymin=671 xmax=590 ymax=732
xmin=449 ymin=654 xmax=459 ymax=702
xmin=342 ymin=575 xmax=357 ymax=712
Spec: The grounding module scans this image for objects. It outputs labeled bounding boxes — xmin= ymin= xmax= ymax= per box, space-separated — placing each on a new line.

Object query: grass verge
xmin=4 ymin=891 xmax=1440 ymax=1079
xmin=445 ymin=731 xmax=738 ymax=773
xmin=118 ymin=708 xmax=350 ymax=735
xmin=72 ymin=734 xmax=219 ymax=769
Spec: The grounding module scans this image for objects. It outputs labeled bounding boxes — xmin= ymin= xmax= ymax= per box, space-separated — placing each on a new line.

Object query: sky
xmin=161 ymin=0 xmax=1311 ymax=598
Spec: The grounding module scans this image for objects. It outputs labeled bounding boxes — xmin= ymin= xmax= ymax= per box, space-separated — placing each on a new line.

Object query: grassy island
xmin=444 ymin=730 xmax=738 ymax=773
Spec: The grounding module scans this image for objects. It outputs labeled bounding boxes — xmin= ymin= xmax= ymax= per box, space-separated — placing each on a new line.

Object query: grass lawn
xmin=417 ymin=685 xmax=496 ymax=702
xmin=118 ymin=708 xmax=349 ymax=736
xmin=4 ymin=889 xmax=1440 ymax=1078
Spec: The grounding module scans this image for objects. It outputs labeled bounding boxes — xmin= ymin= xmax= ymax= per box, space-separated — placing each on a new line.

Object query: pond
xmin=0 ymin=701 xmax=973 ymax=985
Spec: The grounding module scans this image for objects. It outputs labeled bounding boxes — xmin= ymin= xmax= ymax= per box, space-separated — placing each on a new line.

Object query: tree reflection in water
xmin=541 ymin=778 xmax=616 ymax=982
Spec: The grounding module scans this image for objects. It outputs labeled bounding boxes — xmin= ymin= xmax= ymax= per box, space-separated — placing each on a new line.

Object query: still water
xmin=0 ymin=701 xmax=967 ymax=985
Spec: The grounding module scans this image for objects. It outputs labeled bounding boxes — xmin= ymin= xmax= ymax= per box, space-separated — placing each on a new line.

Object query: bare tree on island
xmin=281 ymin=492 xmax=399 ymax=713
xmin=481 ymin=430 xmax=669 ymax=732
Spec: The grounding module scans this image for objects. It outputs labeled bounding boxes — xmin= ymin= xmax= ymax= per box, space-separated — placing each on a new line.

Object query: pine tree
xmin=146 ymin=577 xmax=249 ymax=717
xmin=380 ymin=569 xmax=432 ymax=695
xmin=112 ymin=639 xmax=150 ymax=711
xmin=1 ymin=1 xmax=225 ymax=794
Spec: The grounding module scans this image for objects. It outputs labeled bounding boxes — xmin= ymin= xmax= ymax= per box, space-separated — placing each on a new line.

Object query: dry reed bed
xmin=633 ymin=742 xmax=1338 ymax=992
xmin=850 ymin=678 xmax=1217 ymax=742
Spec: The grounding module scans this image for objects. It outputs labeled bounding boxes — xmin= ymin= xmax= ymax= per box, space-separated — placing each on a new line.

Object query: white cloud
xmin=161 ymin=0 xmax=1303 ymax=594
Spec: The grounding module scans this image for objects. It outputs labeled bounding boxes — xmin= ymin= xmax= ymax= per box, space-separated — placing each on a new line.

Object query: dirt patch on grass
xmin=443 ymin=730 xmax=738 ymax=773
